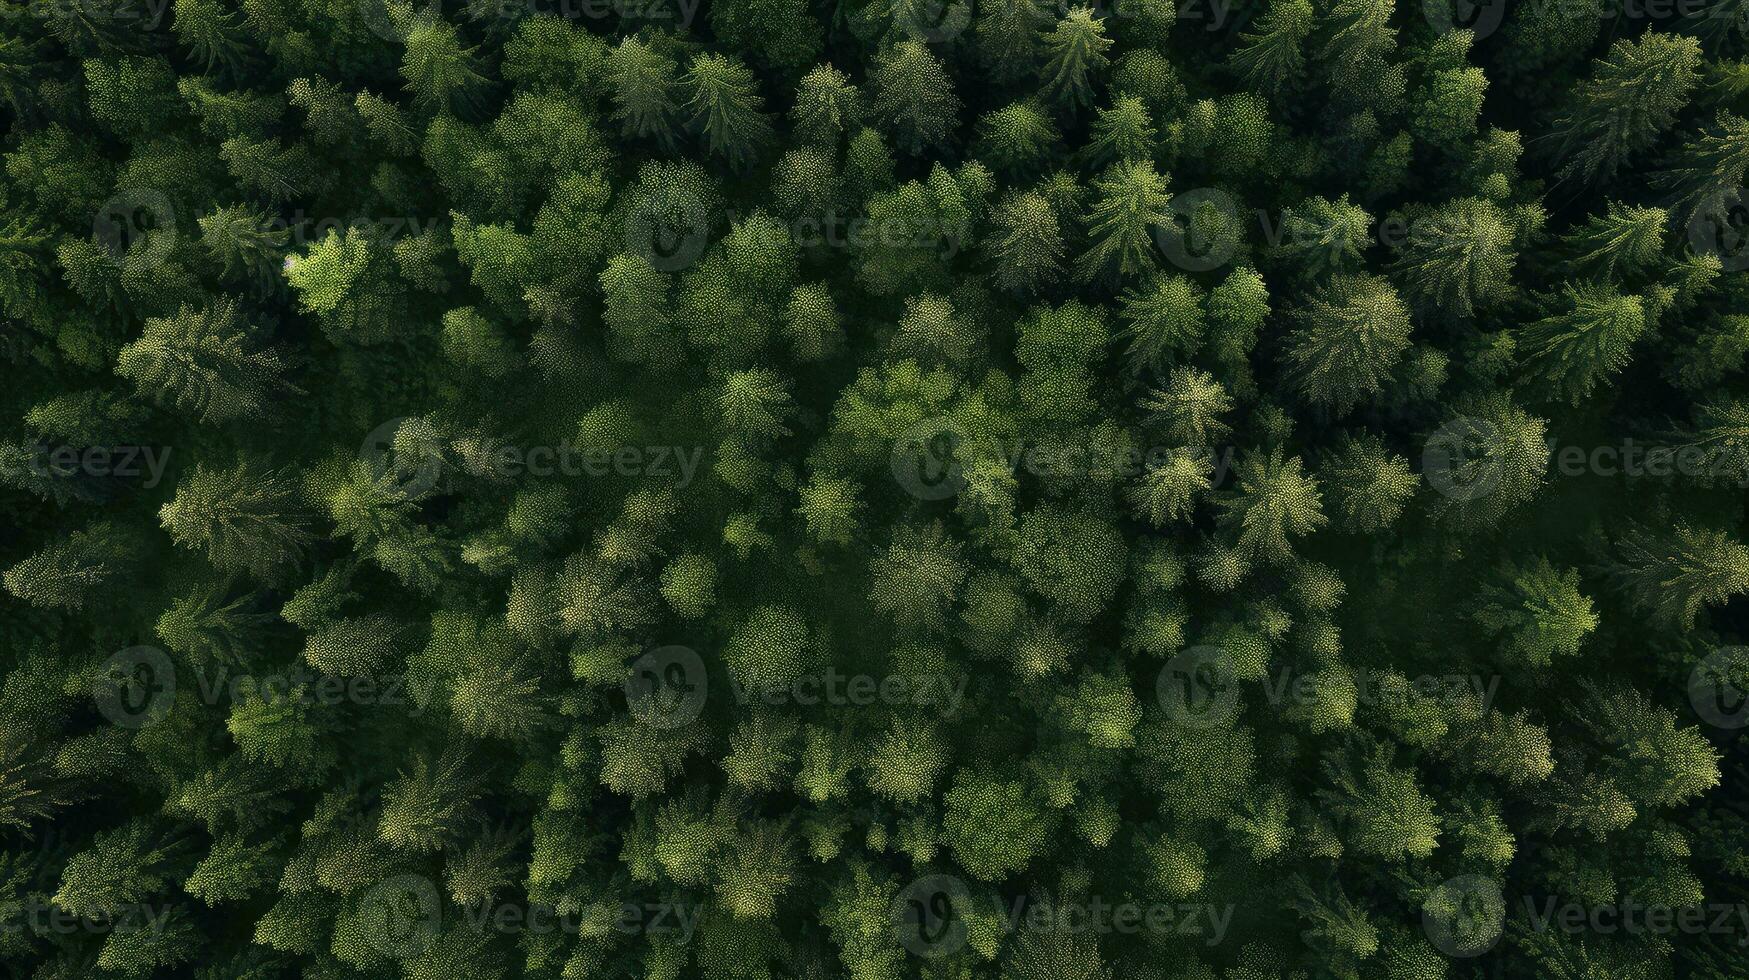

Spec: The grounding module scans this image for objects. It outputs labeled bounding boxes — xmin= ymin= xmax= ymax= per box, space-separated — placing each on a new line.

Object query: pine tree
xmin=989 ymin=191 xmax=1065 ymax=295
xmin=1605 ymin=522 xmax=1749 ymax=629
xmin=871 ymin=40 xmax=960 ymax=155
xmin=790 ymin=65 xmax=864 ymax=146
xmin=1229 ymin=0 xmax=1313 ymax=97
xmin=400 ymin=15 xmax=488 ymax=112
xmin=1039 ymin=7 xmax=1112 ymax=111
xmin=1518 ymin=284 xmax=1648 ymax=404
xmin=684 ymin=53 xmax=774 ymax=171
xmin=116 ymin=299 xmax=295 ymax=423
xmin=1075 ymin=159 xmax=1171 ymax=284
xmin=1658 ymin=112 xmax=1749 ymax=224
xmin=1473 ymin=559 xmax=1598 ymax=667
xmin=1390 ymin=197 xmax=1516 ymax=316
xmin=608 ymin=37 xmax=684 ymax=152
xmin=1550 ymin=33 xmax=1703 ymax=184
xmin=1215 ymin=448 xmax=1326 ymax=567
xmin=1283 ymin=274 xmax=1413 ymax=413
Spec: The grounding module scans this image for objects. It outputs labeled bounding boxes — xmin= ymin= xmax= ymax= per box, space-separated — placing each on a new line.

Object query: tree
xmin=976 ymin=100 xmax=1060 ymax=178
xmin=1318 ymin=433 xmax=1416 ymax=534
xmin=1039 ymin=7 xmax=1112 ymax=111
xmin=1390 ymin=197 xmax=1515 ymax=316
xmin=790 ymin=65 xmax=864 ymax=146
xmin=1518 ymin=284 xmax=1648 ymax=404
xmin=870 ymin=522 xmax=968 ymax=630
xmin=1276 ymin=194 xmax=1371 ymax=279
xmin=115 ymin=299 xmax=296 ymax=424
xmin=871 ymin=41 xmax=960 ymax=154
xmin=1550 ymin=33 xmax=1703 ymax=184
xmin=1283 ymin=275 xmax=1413 ymax=412
xmin=988 ymin=191 xmax=1065 ymax=294
xmin=1119 ymin=274 xmax=1205 ymax=374
xmin=684 ymin=53 xmax=774 ymax=170
xmin=975 ymin=0 xmax=1051 ymax=82
xmin=1084 ymin=95 xmax=1155 ymax=168
xmin=1472 ymin=559 xmax=1598 ymax=667
xmin=609 ymin=37 xmax=683 ymax=152
xmin=1012 ymin=506 xmax=1127 ymax=623
xmin=401 ymin=16 xmax=488 ymax=112
xmin=3 ymin=521 xmax=136 ymax=611
xmin=718 ymin=368 xmax=795 ymax=441
xmin=1562 ymin=202 xmax=1666 ymax=278
xmin=1605 ymin=522 xmax=1749 ymax=629
xmin=1139 ymin=366 xmax=1232 ymax=447
xmin=942 ymin=770 xmax=1051 ymax=881
xmin=1215 ymin=449 xmax=1326 ymax=566
xmin=1658 ymin=112 xmax=1749 ymax=224
xmin=1230 ymin=0 xmax=1313 ymax=97
xmin=1075 ymin=159 xmax=1171 ymax=284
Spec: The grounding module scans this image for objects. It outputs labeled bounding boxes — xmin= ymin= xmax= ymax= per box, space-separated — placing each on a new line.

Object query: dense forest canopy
xmin=2 ymin=0 xmax=1749 ymax=977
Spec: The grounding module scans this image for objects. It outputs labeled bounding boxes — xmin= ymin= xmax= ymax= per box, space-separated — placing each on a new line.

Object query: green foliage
xmin=3 ymin=7 xmax=1747 ymax=980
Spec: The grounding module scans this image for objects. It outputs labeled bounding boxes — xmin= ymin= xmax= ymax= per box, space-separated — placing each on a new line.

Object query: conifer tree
xmin=115 ymin=299 xmax=295 ymax=424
